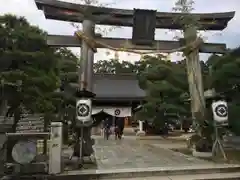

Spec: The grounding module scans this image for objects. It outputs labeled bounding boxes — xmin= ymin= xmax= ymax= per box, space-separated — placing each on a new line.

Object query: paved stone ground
xmin=93 ymin=136 xmax=213 ymax=170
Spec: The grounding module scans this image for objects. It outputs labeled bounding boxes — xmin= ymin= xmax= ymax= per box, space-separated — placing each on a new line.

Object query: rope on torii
xmin=74 ymin=30 xmax=203 ymax=60
xmin=75 ymin=30 xmax=203 ymax=88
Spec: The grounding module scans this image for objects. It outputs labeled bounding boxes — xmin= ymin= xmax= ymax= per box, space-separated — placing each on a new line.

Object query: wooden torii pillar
xmin=34 ymin=0 xmax=235 ymax=153
xmin=80 ymin=20 xmax=95 ymax=93
xmin=78 ymin=19 xmax=95 ymax=158
xmin=184 ymin=26 xmax=206 ymax=126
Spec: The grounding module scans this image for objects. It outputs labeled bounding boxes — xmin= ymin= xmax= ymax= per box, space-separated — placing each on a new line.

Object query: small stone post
xmin=136 ymin=120 xmax=146 ymax=136
xmin=49 ymin=122 xmax=63 ymax=174
xmin=139 ymin=120 xmax=143 ymax=131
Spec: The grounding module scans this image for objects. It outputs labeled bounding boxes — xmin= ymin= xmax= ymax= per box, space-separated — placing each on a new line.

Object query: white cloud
xmin=0 ymin=0 xmax=239 ymax=62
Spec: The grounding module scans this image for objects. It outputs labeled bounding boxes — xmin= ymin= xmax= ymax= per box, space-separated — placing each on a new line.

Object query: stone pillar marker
xmin=139 ymin=120 xmax=143 ymax=131
xmin=136 ymin=120 xmax=145 ymax=136
xmin=49 ymin=122 xmax=63 ymax=174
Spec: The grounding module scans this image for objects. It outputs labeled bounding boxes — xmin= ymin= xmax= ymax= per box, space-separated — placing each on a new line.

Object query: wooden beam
xmin=35 ymin=0 xmax=235 ymax=30
xmin=47 ymin=35 xmax=226 ymax=54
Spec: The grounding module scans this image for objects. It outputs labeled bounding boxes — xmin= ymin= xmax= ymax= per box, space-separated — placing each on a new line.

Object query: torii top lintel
xmin=35 ymin=0 xmax=235 ymax=30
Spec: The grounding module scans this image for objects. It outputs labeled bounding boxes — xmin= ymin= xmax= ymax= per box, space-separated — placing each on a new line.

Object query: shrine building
xmin=91 ymin=73 xmax=145 ymax=127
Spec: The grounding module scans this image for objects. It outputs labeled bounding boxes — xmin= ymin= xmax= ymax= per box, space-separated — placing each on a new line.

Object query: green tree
xmin=211 ymin=48 xmax=240 ymax=98
xmin=51 ymin=47 xmax=79 ymax=142
xmin=0 ymin=14 xmax=60 ymax=131
xmin=207 ymin=47 xmax=240 ymax=135
xmin=136 ymin=55 xmax=189 ymax=132
xmin=93 ymin=59 xmax=137 ymax=74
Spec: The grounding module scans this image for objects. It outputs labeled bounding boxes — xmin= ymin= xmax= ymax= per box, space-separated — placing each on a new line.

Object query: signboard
xmin=16 ymin=115 xmax=44 ymax=133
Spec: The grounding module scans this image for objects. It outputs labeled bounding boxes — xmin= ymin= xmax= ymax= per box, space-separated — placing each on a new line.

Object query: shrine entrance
xmin=92 ymin=107 xmax=132 ymax=134
xmin=33 ymin=0 xmax=235 ymax=177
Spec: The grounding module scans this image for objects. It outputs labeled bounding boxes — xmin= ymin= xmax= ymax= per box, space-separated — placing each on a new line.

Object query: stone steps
xmin=102 ymin=172 xmax=240 ymax=180
xmin=29 ymin=164 xmax=240 ymax=180
xmin=5 ymin=171 xmax=240 ymax=180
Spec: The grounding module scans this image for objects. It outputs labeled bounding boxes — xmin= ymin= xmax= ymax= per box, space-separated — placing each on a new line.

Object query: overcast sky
xmin=0 ymin=0 xmax=239 ymax=62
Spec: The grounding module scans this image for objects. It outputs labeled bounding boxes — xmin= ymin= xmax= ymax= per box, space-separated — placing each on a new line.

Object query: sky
xmin=0 ymin=0 xmax=240 ymax=63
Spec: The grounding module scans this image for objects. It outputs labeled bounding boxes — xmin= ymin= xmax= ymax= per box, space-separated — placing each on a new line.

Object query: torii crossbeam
xmin=35 ymin=0 xmax=234 ymax=30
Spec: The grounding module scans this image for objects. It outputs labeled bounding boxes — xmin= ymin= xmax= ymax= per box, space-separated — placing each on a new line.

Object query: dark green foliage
xmin=0 ymin=15 xmax=61 ymax=131
xmin=135 ymin=56 xmax=189 ymax=129
xmin=206 ymin=47 xmax=240 ymax=135
xmin=228 ymin=104 xmax=240 ymax=136
xmin=93 ymin=59 xmax=137 ymax=74
xmin=55 ymin=47 xmax=79 ymax=119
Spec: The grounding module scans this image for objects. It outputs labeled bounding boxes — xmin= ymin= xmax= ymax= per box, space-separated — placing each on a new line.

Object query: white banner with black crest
xmin=76 ymin=99 xmax=92 ymax=122
xmin=92 ymin=107 xmax=131 ymax=117
xmin=211 ymin=100 xmax=228 ymax=124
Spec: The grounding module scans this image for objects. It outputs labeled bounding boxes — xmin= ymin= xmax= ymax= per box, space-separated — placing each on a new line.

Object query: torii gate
xmin=34 ymin=0 xmax=234 ymax=158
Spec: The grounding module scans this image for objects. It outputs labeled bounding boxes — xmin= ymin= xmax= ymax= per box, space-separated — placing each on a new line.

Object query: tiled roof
xmin=67 ymin=73 xmax=146 ymax=100
xmin=93 ymin=73 xmax=146 ymax=99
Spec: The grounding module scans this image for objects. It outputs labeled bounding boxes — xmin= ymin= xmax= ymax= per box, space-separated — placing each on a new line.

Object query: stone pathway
xmin=93 ymin=136 xmax=213 ymax=170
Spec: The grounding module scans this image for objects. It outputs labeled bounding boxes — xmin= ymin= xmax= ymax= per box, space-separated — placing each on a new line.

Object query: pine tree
xmin=0 ymin=14 xmax=60 ymax=131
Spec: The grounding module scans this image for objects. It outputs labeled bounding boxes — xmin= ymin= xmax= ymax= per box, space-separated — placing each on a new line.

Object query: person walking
xmin=100 ymin=120 xmax=104 ymax=136
xmin=103 ymin=118 xmax=111 ymax=140
xmin=115 ymin=117 xmax=124 ymax=140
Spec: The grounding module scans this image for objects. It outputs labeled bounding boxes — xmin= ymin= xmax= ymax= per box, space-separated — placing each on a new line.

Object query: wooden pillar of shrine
xmin=79 ymin=19 xmax=96 ymax=157
xmin=184 ymin=26 xmax=205 ymax=126
xmin=79 ymin=19 xmax=95 ymax=91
